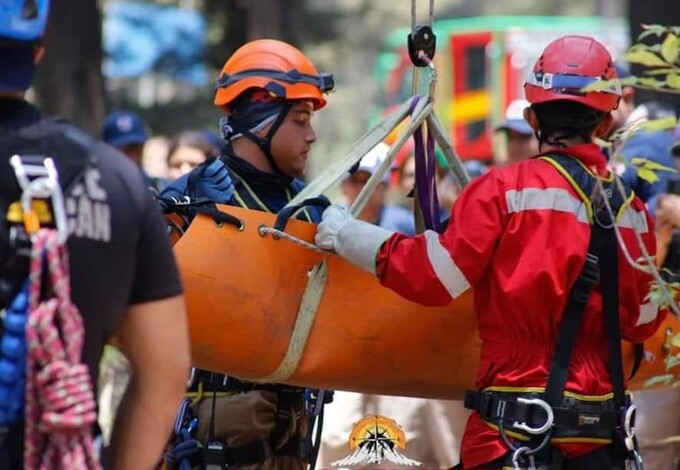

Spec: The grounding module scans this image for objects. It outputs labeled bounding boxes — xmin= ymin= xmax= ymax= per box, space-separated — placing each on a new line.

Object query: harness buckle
xmin=170 ymin=195 xmax=193 ymax=206
xmin=513 ymin=397 xmax=554 ymax=435
xmin=203 ymin=440 xmax=227 ymax=469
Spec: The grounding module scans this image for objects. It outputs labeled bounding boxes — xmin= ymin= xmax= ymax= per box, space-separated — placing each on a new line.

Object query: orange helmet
xmin=214 ymin=39 xmax=334 ymax=113
xmin=524 ymin=35 xmax=621 ymax=112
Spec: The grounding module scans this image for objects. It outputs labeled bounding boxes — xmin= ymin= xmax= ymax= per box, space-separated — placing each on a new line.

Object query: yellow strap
xmin=185 ymin=382 xmax=235 ymax=406
xmin=482 ymin=385 xmax=631 ymax=402
xmin=538 ymin=155 xmax=633 ymax=224
xmin=231 ymin=168 xmax=313 ymax=223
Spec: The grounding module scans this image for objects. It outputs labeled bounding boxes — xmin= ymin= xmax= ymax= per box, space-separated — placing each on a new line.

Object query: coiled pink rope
xmin=23 ymin=229 xmax=102 ymax=470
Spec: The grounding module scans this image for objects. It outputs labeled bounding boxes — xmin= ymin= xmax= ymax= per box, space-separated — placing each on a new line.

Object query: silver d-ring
xmin=624 ymin=404 xmax=637 ymax=438
xmin=512 ymin=397 xmax=554 ymax=435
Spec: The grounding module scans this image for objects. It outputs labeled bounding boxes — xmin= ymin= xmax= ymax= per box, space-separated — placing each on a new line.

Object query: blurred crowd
xmin=100 ymin=109 xmax=224 ymax=193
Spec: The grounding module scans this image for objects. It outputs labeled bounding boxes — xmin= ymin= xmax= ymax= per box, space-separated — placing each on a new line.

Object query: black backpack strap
xmin=543 ymin=243 xmax=600 ymax=407
xmin=598 ymin=216 xmax=626 ymax=410
xmin=539 ymin=153 xmax=631 ymax=416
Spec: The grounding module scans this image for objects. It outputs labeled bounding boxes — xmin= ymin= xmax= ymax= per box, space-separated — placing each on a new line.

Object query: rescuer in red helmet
xmin=316 ymin=35 xmax=665 ymax=469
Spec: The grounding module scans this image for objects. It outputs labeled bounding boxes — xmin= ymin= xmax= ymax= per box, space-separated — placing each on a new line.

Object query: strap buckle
xmin=513 ymin=397 xmax=554 ymax=435
xmin=169 ymin=195 xmax=193 ymax=206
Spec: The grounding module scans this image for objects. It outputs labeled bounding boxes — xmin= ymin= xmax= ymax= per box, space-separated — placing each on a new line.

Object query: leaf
xmin=643 ymin=68 xmax=680 ymax=76
xmin=630 ymin=157 xmax=677 ymax=184
xmin=649 ymin=44 xmax=664 ymax=54
xmin=637 ymin=116 xmax=678 ymax=132
xmin=630 ymin=157 xmax=677 ymax=171
xmin=582 ymin=78 xmax=619 ymax=92
xmin=626 ymin=49 xmax=669 ymax=67
xmin=645 ymin=287 xmax=662 ymax=304
xmin=668 ymin=73 xmax=680 ymax=89
xmin=639 ymin=76 xmax=667 ymax=88
xmin=662 ymin=34 xmax=680 ymax=64
xmin=636 ymin=167 xmax=660 ymax=183
xmin=672 ymin=335 xmax=680 ymax=349
xmin=666 ymin=354 xmax=680 ymax=370
xmin=619 ymin=76 xmax=640 ymax=86
xmin=644 ymin=374 xmax=676 ymax=388
xmin=639 ymin=24 xmax=670 ymax=40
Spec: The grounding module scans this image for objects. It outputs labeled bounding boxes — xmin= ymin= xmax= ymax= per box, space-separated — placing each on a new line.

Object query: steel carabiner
xmin=513 ymin=397 xmax=554 ymax=435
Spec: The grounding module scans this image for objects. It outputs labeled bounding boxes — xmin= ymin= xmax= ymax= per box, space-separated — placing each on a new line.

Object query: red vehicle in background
xmin=374 ymin=16 xmax=628 ymax=162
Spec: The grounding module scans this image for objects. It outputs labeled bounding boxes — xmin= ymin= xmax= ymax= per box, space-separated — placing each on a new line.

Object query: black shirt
xmin=0 ymin=99 xmax=183 ymax=465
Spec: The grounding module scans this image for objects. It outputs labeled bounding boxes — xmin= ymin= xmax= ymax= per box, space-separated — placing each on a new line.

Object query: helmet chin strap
xmin=239 ymin=102 xmax=293 ymax=176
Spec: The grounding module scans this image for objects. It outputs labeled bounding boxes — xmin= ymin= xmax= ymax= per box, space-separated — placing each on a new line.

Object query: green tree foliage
xmin=584 ymin=25 xmax=680 ymax=388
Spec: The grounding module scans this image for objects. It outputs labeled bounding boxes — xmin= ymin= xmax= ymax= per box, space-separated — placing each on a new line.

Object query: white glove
xmin=315 ymin=205 xmax=394 ymax=275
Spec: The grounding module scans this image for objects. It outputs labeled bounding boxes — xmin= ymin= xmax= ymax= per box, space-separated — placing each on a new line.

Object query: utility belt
xmin=464 ymin=389 xmax=631 ymax=442
xmin=464 ymin=389 xmax=642 ymax=469
xmin=168 ymin=370 xmax=312 ymax=469
xmin=188 ymin=368 xmax=305 ymax=394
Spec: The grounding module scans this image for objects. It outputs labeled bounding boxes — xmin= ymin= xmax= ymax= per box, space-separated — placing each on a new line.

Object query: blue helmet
xmin=0 ymin=0 xmax=50 ymax=42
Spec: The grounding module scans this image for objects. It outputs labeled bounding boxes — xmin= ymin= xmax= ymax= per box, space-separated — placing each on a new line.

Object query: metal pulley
xmin=407 ymin=0 xmax=436 ymax=67
xmin=408 ymin=25 xmax=436 ymax=67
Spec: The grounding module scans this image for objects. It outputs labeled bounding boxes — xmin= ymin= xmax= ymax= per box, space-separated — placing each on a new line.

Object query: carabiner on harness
xmin=513 ymin=398 xmax=554 ymax=435
xmin=498 ymin=397 xmax=554 ymax=470
xmin=511 ymin=446 xmax=537 ymax=470
xmin=9 ymin=155 xmax=69 ymax=245
xmin=623 ymin=404 xmax=644 ymax=470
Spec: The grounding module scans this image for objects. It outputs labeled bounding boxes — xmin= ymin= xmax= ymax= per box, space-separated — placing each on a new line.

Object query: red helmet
xmin=214 ymin=39 xmax=334 ymax=113
xmin=524 ymin=35 xmax=621 ymax=112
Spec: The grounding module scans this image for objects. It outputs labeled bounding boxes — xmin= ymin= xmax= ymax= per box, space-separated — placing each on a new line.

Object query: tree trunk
xmin=204 ymin=0 xmax=250 ymax=69
xmin=247 ymin=0 xmax=305 ymax=46
xmin=33 ymin=0 xmax=106 ymax=135
xmin=628 ymin=0 xmax=680 ymax=112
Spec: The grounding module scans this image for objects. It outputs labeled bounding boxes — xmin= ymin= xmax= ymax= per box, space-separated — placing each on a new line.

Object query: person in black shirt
xmin=0 ymin=2 xmax=190 ymax=469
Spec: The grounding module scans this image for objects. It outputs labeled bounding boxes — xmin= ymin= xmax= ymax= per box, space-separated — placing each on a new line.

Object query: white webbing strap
xmin=255 ymin=261 xmax=329 ymax=383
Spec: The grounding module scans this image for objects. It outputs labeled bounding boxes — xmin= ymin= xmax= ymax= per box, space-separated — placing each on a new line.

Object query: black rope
xmin=160 ymin=197 xmax=244 ymax=231
xmin=273 ymin=197 xmax=330 ymax=232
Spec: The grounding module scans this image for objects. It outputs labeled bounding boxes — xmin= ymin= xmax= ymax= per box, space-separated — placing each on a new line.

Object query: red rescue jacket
xmin=376 ymin=144 xmax=666 ymax=467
